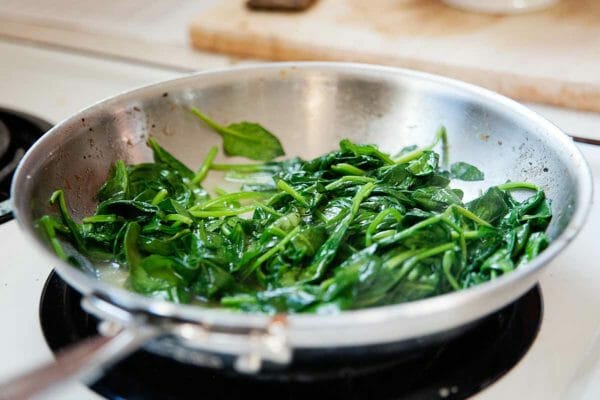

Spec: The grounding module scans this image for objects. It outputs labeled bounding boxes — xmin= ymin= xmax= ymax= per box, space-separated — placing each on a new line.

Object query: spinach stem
xmin=394 ymin=126 xmax=447 ymax=164
xmin=410 ymin=242 xmax=457 ymax=263
xmin=384 ymin=248 xmax=421 ymax=269
xmin=446 ymin=205 xmax=492 ymax=228
xmin=189 ymin=206 xmax=256 ymax=218
xmin=325 ymin=176 xmax=376 ymax=191
xmin=192 ymin=145 xmax=218 ymax=185
xmin=365 ymin=208 xmax=403 ymax=246
xmin=459 ymin=232 xmax=467 ymax=272
xmin=440 ymin=216 xmax=463 ymax=233
xmin=395 ymin=242 xmax=457 ymax=281
xmin=442 ymin=250 xmax=461 ymax=290
xmin=211 ymin=163 xmax=272 ymax=172
xmin=192 ymin=192 xmax=267 ymax=210
xmin=49 ymin=189 xmax=86 ymax=251
xmin=39 ymin=216 xmax=67 ymax=260
xmin=256 ymin=203 xmax=284 ymax=218
xmin=461 ymin=230 xmax=491 ymax=240
xmin=151 ymin=189 xmax=168 ymax=206
xmin=352 ymin=183 xmax=376 ymax=214
xmin=371 ymin=229 xmax=398 ymax=242
xmin=331 ymin=163 xmax=366 ymax=176
xmin=190 ymin=108 xmax=248 ymax=141
xmin=378 ymin=214 xmax=444 ymax=245
xmin=276 ymin=179 xmax=309 ymax=206
xmin=388 ymin=242 xmax=458 ymax=286
xmin=314 ymin=209 xmax=327 ymax=223
xmin=82 ymin=214 xmax=119 ymax=223
xmin=243 ymin=226 xmax=301 ymax=279
xmin=165 ymin=214 xmax=193 ymax=225
xmin=267 ymin=226 xmax=288 ymax=238
xmin=497 ymin=182 xmax=539 ymax=191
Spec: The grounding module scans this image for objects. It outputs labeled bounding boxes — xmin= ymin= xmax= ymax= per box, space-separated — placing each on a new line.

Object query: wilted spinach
xmin=39 ymin=117 xmax=552 ymax=314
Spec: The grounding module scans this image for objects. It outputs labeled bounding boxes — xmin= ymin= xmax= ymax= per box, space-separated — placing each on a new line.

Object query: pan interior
xmin=15 ymin=64 xmax=585 ymax=301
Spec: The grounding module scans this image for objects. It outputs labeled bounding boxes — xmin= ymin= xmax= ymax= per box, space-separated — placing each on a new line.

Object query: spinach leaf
xmin=322 ymin=249 xmax=396 ymax=309
xmin=521 ymin=198 xmax=552 ymax=229
xmin=467 ymin=187 xmax=510 ymax=224
xmin=412 ymin=187 xmax=463 ymax=211
xmin=394 ymin=144 xmax=418 ymax=158
xmin=148 ymin=138 xmax=194 ymax=179
xmin=125 ymin=222 xmax=178 ymax=294
xmin=193 ymin=262 xmax=236 ymax=298
xmin=50 ymin=190 xmax=86 ymax=252
xmin=339 ymin=139 xmax=394 ymax=165
xmin=98 ymin=160 xmax=129 ymax=201
xmin=518 ymin=232 xmax=549 ymax=266
xmin=406 ymin=151 xmax=439 ymax=176
xmin=191 ymin=108 xmax=284 ymax=161
xmin=450 ymin=162 xmax=484 ymax=181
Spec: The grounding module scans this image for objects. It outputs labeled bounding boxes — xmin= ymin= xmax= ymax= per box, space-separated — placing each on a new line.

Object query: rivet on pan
xmin=235 ymin=352 xmax=262 ymax=374
xmin=97 ymin=320 xmax=122 ymax=337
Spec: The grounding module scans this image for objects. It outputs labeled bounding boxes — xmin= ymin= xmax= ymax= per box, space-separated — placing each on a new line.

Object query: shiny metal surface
xmin=11 ymin=63 xmax=592 ymax=354
xmin=442 ymin=0 xmax=559 ymax=13
xmin=0 ymin=328 xmax=158 ymax=400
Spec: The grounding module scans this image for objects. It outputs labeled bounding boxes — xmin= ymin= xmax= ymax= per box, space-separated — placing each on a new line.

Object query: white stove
xmin=0 ymin=36 xmax=599 ymax=400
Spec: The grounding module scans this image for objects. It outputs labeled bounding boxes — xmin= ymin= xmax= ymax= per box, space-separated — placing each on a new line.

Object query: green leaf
xmin=301 ymin=212 xmax=353 ymax=282
xmin=126 ymin=224 xmax=188 ymax=299
xmin=191 ymin=108 xmax=284 ymax=161
xmin=38 ymin=215 xmax=68 ymax=260
xmin=450 ymin=162 xmax=484 ymax=181
xmin=394 ymin=144 xmax=417 ymax=158
xmin=222 ymin=285 xmax=319 ymax=313
xmin=124 ymin=222 xmax=157 ymax=293
xmin=323 ymin=249 xmax=395 ymax=309
xmin=521 ymin=198 xmax=552 ymax=229
xmin=49 ymin=190 xmax=86 ymax=252
xmin=288 ymin=225 xmax=328 ymax=261
xmin=412 ymin=187 xmax=463 ymax=211
xmin=98 ymin=160 xmax=129 ymax=201
xmin=480 ymin=248 xmax=514 ymax=274
xmin=147 ymin=138 xmax=194 ymax=179
xmin=376 ymin=164 xmax=415 ymax=189
xmin=519 ymin=232 xmax=550 ymax=266
xmin=406 ymin=151 xmax=439 ymax=176
xmin=97 ymin=199 xmax=158 ymax=218
xmin=193 ymin=262 xmax=236 ymax=298
xmin=467 ymin=187 xmax=510 ymax=224
xmin=339 ymin=139 xmax=394 ymax=165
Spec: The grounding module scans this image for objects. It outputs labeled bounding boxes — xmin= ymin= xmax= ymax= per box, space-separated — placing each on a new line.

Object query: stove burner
xmin=0 ymin=120 xmax=11 ymax=160
xmin=0 ymin=108 xmax=51 ymax=223
xmin=40 ymin=272 xmax=542 ymax=400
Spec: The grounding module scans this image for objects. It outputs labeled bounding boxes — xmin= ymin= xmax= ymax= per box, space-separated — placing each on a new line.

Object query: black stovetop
xmin=0 ymin=107 xmax=51 ymax=223
xmin=40 ymin=271 xmax=542 ymax=400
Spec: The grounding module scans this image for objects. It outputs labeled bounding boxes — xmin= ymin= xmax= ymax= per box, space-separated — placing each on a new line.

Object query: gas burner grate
xmin=40 ymin=271 xmax=542 ymax=400
xmin=0 ymin=108 xmax=51 ymax=223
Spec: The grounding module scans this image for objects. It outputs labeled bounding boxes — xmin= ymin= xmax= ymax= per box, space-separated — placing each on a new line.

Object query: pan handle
xmin=0 ymin=325 xmax=159 ymax=400
xmin=83 ymin=293 xmax=293 ymax=374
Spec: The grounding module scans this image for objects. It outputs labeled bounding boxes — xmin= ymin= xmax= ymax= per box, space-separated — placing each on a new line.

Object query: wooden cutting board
xmin=190 ymin=0 xmax=600 ymax=112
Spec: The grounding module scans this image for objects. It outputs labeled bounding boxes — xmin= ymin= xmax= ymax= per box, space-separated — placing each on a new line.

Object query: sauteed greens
xmin=39 ymin=110 xmax=551 ymax=313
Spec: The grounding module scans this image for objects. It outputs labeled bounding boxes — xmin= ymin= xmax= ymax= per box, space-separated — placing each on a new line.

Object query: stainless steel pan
xmin=1 ymin=63 xmax=592 ymax=399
